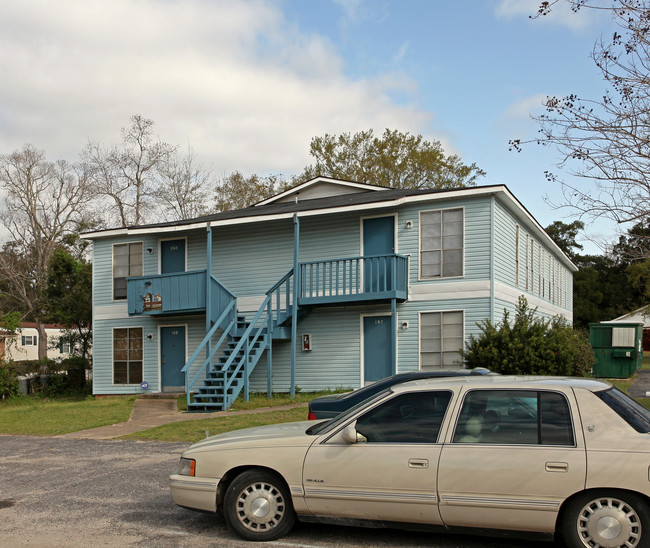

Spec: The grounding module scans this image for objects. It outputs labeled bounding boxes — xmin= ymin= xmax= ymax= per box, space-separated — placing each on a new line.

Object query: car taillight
xmin=308 ymin=411 xmax=317 ymax=420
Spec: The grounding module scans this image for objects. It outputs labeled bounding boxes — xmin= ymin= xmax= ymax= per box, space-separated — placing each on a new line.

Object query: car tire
xmin=560 ymin=490 xmax=649 ymax=548
xmin=223 ymin=469 xmax=296 ymax=541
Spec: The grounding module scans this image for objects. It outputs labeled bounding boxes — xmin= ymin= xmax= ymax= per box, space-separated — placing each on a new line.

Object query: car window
xmin=306 ymin=389 xmax=391 ymax=436
xmin=452 ymin=390 xmax=574 ymax=446
xmin=597 ymin=387 xmax=650 ymax=433
xmin=354 ymin=391 xmax=452 ymax=443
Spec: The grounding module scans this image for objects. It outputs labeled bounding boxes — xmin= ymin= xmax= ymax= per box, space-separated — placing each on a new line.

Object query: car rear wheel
xmin=223 ymin=469 xmax=296 ymax=541
xmin=561 ymin=490 xmax=649 ymax=548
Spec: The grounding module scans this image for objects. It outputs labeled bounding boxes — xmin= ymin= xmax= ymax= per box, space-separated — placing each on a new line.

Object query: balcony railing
xmin=127 ymin=254 xmax=408 ymax=317
xmin=299 ymin=254 xmax=408 ymax=305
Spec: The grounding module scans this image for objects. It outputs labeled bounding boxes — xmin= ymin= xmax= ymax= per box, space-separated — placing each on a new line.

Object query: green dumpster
xmin=589 ymin=322 xmax=644 ymax=378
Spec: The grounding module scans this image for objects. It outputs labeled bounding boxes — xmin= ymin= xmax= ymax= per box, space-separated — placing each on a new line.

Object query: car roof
xmin=390 ymin=375 xmax=613 ymax=394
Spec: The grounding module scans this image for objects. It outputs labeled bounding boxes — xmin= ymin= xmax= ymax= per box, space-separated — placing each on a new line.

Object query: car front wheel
xmin=561 ymin=490 xmax=649 ymax=548
xmin=223 ymin=469 xmax=296 ymax=541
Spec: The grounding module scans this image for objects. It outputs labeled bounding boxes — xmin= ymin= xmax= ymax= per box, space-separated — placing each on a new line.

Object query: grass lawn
xmin=0 ymin=396 xmax=135 ymax=436
xmin=122 ymin=406 xmax=309 ymax=443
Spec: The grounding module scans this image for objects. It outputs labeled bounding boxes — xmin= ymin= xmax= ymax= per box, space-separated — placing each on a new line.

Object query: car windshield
xmin=306 ymin=389 xmax=391 ymax=436
xmin=597 ymin=387 xmax=650 ymax=433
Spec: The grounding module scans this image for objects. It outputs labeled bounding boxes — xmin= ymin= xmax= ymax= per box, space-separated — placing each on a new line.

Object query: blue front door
xmin=161 ymin=239 xmax=186 ymax=274
xmin=363 ymin=315 xmax=392 ymax=383
xmin=161 ymin=326 xmax=185 ymax=390
xmin=363 ymin=216 xmax=394 ymax=292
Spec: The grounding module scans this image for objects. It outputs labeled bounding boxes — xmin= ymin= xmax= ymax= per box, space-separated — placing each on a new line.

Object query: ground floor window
xmin=113 ymin=327 xmax=143 ymax=384
xmin=420 ymin=311 xmax=464 ymax=370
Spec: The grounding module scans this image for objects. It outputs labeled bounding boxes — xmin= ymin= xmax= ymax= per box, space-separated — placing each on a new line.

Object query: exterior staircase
xmin=184 ymin=270 xmax=295 ymax=412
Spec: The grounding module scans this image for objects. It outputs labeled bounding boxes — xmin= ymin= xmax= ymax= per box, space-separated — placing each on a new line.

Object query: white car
xmin=170 ymin=376 xmax=650 ymax=547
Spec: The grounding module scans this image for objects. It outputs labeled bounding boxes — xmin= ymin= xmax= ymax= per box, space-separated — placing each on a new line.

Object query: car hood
xmin=184 ymin=420 xmax=318 ymax=454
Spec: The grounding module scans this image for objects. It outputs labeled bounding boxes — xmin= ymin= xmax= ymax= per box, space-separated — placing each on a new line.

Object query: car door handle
xmin=408 ymin=459 xmax=429 ymax=469
xmin=545 ymin=461 xmax=569 ymax=472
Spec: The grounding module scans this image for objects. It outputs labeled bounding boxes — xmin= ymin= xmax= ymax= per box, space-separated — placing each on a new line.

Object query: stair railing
xmin=181 ymin=299 xmax=236 ymax=409
xmin=219 ymin=269 xmax=294 ymax=407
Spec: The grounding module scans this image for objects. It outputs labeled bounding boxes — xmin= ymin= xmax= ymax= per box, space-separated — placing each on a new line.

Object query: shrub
xmin=462 ymin=296 xmax=596 ymax=376
xmin=0 ymin=363 xmax=19 ymax=399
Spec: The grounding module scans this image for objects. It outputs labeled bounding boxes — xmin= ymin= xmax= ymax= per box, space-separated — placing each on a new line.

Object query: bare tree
xmin=511 ymin=1 xmax=650 ymax=258
xmin=83 ymin=115 xmax=177 ymax=227
xmin=155 ymin=146 xmax=214 ymax=220
xmin=0 ymin=144 xmax=94 ymax=359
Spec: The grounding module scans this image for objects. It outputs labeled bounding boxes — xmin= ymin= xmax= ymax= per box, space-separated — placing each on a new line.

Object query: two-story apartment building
xmin=83 ymin=178 xmax=576 ymax=411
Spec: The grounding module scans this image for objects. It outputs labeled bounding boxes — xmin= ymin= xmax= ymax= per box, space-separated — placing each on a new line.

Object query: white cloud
xmin=0 ymin=0 xmax=429 ymax=175
xmin=504 ymin=93 xmax=548 ymax=120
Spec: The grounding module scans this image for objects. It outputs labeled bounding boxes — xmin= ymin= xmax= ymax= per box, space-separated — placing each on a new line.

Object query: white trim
xmin=158 ymin=236 xmax=188 ymax=274
xmin=94 ymin=304 xmax=130 ymax=320
xmin=157 ymin=323 xmax=189 ymax=391
xmin=418 ymin=206 xmax=465 ymax=281
xmin=254 ymin=177 xmax=387 ymax=206
xmin=360 ymin=312 xmax=393 ymax=387
xmin=409 ymin=280 xmax=490 ymax=301
xmin=83 ymin=185 xmax=577 ymax=272
xmin=418 ymin=309 xmax=465 ymax=371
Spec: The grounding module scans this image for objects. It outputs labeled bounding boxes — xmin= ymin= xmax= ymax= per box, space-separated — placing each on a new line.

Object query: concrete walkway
xmin=56 ymin=398 xmax=308 ymax=440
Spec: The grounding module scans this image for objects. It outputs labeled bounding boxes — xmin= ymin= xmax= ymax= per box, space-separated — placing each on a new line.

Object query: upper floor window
xmin=113 ymin=242 xmax=143 ymax=300
xmin=420 ymin=208 xmax=463 ymax=279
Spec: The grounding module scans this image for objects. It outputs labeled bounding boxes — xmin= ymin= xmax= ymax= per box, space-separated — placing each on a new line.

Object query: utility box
xmin=589 ymin=322 xmax=644 ymax=378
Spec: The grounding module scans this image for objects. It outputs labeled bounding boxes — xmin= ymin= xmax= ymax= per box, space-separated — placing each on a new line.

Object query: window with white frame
xmin=515 ymin=225 xmax=520 ymax=286
xmin=21 ymin=335 xmax=37 ymax=346
xmin=113 ymin=327 xmax=143 ymax=384
xmin=113 ymin=242 xmax=143 ymax=300
xmin=59 ymin=337 xmax=72 ymax=354
xmin=420 ymin=311 xmax=464 ymax=370
xmin=420 ymin=208 xmax=463 ymax=278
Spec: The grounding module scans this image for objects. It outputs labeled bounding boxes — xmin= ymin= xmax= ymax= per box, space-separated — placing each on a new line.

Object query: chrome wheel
xmin=224 ymin=470 xmax=295 ymax=541
xmin=576 ymin=496 xmax=641 ymax=547
xmin=234 ymin=480 xmax=287 ymax=532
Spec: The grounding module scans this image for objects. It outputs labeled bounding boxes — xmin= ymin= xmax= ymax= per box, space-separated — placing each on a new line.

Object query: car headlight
xmin=178 ymin=457 xmax=196 ymax=476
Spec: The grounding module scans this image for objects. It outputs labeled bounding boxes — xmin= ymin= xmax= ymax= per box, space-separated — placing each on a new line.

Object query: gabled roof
xmin=81 ymin=180 xmax=577 ymax=271
xmin=254 ymin=176 xmax=387 ymax=207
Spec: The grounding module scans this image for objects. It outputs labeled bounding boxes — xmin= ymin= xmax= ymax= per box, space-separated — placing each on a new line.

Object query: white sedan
xmin=170 ymin=375 xmax=650 ymax=547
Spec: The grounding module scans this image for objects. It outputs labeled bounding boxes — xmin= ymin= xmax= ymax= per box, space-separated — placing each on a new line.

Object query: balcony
xmin=127 ymin=254 xmax=409 ymax=317
xmin=299 ymin=254 xmax=408 ymax=306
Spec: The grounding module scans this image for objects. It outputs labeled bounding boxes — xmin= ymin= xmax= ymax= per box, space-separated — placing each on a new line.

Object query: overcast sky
xmin=0 ymin=0 xmax=619 ymax=252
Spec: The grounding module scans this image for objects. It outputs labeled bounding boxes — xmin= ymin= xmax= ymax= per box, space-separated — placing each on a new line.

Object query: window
xmin=113 ymin=327 xmax=143 ymax=384
xmin=529 ymin=239 xmax=534 ymax=293
xmin=113 ymin=242 xmax=143 ymax=300
xmin=420 ymin=311 xmax=464 ymax=369
xmin=420 ymin=208 xmax=463 ymax=278
xmin=59 ymin=337 xmax=72 ymax=354
xmin=452 ymin=390 xmax=574 ymax=445
xmin=597 ymin=387 xmax=650 ymax=433
xmin=21 ymin=335 xmax=37 ymax=346
xmin=354 ymin=391 xmax=453 ymax=443
xmin=515 ymin=225 xmax=520 ymax=286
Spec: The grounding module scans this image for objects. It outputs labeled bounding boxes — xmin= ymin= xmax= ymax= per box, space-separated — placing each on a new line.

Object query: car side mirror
xmin=341 ymin=424 xmax=359 ymax=444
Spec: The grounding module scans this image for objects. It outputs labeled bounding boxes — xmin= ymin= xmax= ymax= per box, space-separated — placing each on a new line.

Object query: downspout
xmin=291 ymin=213 xmax=300 ymax=398
xmin=206 ymin=223 xmax=212 ymax=362
xmin=490 ymin=196 xmax=495 ymax=323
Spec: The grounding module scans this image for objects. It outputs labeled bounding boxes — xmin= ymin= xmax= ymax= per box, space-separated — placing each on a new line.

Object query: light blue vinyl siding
xmin=92 ymin=315 xmax=205 ymax=394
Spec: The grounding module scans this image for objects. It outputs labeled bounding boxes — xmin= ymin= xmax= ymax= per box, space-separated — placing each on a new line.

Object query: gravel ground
xmin=0 ymin=435 xmax=552 ymax=548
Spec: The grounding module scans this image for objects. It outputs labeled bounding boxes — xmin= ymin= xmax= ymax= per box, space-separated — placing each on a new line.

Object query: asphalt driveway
xmin=0 ymin=435 xmax=551 ymax=547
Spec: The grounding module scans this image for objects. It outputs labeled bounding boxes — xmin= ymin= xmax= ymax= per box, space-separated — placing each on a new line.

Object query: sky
xmin=0 ymin=0 xmax=620 ymax=253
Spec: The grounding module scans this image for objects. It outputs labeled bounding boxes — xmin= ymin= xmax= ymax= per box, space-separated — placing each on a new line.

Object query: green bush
xmin=462 ymin=296 xmax=596 ymax=376
xmin=0 ymin=363 xmax=19 ymax=399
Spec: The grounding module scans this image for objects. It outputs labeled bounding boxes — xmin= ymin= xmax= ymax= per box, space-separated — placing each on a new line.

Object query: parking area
xmin=0 ymin=436 xmax=549 ymax=547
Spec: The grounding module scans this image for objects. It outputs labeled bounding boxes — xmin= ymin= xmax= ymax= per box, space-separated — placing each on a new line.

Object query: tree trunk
xmin=36 ymin=321 xmax=48 ymax=361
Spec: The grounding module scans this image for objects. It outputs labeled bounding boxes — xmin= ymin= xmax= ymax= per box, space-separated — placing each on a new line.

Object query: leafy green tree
xmin=544 ymin=220 xmax=584 ymax=261
xmin=298 ymin=129 xmax=485 ymax=190
xmin=462 ymin=297 xmax=595 ymax=376
xmin=215 ymin=172 xmax=287 ymax=212
xmin=42 ymin=250 xmax=92 ymax=361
